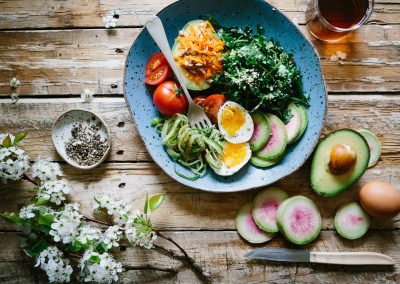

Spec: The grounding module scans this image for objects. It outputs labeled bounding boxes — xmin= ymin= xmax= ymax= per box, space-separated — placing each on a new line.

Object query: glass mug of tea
xmin=305 ymin=0 xmax=374 ymax=41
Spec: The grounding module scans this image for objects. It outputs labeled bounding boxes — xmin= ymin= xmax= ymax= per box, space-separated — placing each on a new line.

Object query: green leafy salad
xmin=212 ymin=22 xmax=309 ymax=118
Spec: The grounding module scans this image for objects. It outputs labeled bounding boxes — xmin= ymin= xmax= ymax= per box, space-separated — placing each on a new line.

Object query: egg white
xmin=211 ymin=142 xmax=252 ymax=176
xmin=217 ymin=101 xmax=254 ymax=144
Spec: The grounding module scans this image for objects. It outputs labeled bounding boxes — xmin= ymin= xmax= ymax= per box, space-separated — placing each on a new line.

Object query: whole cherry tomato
xmin=153 ymin=81 xmax=188 ymax=116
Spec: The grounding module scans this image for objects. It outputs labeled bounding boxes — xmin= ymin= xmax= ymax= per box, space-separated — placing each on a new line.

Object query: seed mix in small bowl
xmin=52 ymin=109 xmax=111 ymax=169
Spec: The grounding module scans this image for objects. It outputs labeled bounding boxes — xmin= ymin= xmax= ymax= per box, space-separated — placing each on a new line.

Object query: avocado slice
xmin=172 ymin=20 xmax=211 ymax=91
xmin=311 ymin=129 xmax=370 ymax=197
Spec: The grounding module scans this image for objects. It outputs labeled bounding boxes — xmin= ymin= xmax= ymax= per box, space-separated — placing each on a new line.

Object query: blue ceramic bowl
xmin=124 ymin=0 xmax=327 ymax=192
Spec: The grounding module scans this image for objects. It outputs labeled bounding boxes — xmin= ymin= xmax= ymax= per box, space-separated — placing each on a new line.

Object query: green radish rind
xmin=311 ymin=129 xmax=370 ymax=197
xmin=252 ymin=187 xmax=289 ymax=233
xmin=276 ymin=196 xmax=322 ymax=245
xmin=250 ymin=151 xmax=285 ymax=168
xmin=357 ymin=129 xmax=381 ymax=168
xmin=334 ymin=202 xmax=370 ymax=240
xmin=293 ymin=105 xmax=308 ymax=142
xmin=249 ymin=111 xmax=271 ymax=152
xmin=172 ymin=20 xmax=211 ymax=91
xmin=284 ymin=103 xmax=302 ymax=144
xmin=255 ymin=114 xmax=288 ymax=160
xmin=235 ymin=202 xmax=275 ymax=244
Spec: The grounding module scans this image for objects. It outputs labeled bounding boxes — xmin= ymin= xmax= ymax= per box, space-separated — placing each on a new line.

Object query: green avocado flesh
xmin=311 ymin=129 xmax=370 ymax=197
xmin=172 ymin=20 xmax=211 ymax=91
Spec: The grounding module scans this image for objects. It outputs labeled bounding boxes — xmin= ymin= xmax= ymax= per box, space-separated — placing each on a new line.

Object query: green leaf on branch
xmin=0 ymin=212 xmax=24 ymax=223
xmin=35 ymin=197 xmax=48 ymax=206
xmin=2 ymin=135 xmax=11 ymax=148
xmin=99 ymin=243 xmax=109 ymax=253
xmin=144 ymin=193 xmax=149 ymax=215
xmin=89 ymin=255 xmax=101 ymax=264
xmin=70 ymin=240 xmax=86 ymax=252
xmin=149 ymin=194 xmax=165 ymax=212
xmin=13 ymin=131 xmax=28 ymax=145
xmin=24 ymin=240 xmax=49 ymax=257
xmin=38 ymin=212 xmax=54 ymax=226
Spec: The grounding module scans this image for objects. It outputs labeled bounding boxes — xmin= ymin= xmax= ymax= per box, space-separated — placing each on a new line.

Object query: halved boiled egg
xmin=217 ymin=101 xmax=254 ymax=144
xmin=211 ymin=141 xmax=252 ymax=176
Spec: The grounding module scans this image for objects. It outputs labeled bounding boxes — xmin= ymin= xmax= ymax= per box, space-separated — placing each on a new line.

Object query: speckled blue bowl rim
xmin=123 ymin=0 xmax=327 ymax=193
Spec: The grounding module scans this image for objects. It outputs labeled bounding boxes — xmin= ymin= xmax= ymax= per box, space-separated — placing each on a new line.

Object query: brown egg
xmin=359 ymin=181 xmax=400 ymax=219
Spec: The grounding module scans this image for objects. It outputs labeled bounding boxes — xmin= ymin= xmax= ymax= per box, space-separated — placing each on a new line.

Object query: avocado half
xmin=311 ymin=129 xmax=370 ymax=197
xmin=172 ymin=19 xmax=211 ymax=91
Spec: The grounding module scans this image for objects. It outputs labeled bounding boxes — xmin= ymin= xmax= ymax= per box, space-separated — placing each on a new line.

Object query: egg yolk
xmin=221 ymin=142 xmax=248 ymax=168
xmin=221 ymin=105 xmax=245 ymax=135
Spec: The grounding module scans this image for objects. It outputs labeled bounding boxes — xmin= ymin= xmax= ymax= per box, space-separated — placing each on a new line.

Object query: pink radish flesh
xmin=259 ymin=199 xmax=279 ymax=221
xmin=289 ymin=206 xmax=318 ymax=236
xmin=260 ymin=122 xmax=278 ymax=154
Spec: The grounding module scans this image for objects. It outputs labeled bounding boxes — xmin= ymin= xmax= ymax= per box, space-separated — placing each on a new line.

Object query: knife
xmin=245 ymin=248 xmax=395 ymax=265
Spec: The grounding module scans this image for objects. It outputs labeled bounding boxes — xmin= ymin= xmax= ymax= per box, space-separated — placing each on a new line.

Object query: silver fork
xmin=145 ymin=16 xmax=212 ymax=129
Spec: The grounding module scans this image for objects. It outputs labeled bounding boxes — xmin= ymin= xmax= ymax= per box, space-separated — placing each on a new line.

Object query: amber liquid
xmin=307 ymin=0 xmax=370 ymax=41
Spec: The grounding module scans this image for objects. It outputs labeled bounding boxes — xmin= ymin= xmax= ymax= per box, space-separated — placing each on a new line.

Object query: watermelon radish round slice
xmin=276 ymin=196 xmax=322 ymax=245
xmin=235 ymin=202 xmax=275 ymax=244
xmin=293 ymin=105 xmax=308 ymax=143
xmin=255 ymin=114 xmax=288 ymax=160
xmin=357 ymin=129 xmax=381 ymax=168
xmin=284 ymin=103 xmax=302 ymax=144
xmin=249 ymin=111 xmax=270 ymax=152
xmin=334 ymin=202 xmax=370 ymax=240
xmin=250 ymin=155 xmax=282 ymax=168
xmin=252 ymin=187 xmax=289 ymax=233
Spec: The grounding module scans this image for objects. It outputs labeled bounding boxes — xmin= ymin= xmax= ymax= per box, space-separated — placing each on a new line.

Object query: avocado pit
xmin=328 ymin=144 xmax=357 ymax=175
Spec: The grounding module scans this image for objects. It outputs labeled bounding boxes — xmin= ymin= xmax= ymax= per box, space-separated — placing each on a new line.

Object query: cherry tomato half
xmin=153 ymin=81 xmax=188 ymax=116
xmin=193 ymin=95 xmax=207 ymax=107
xmin=145 ymin=65 xmax=170 ymax=85
xmin=202 ymin=94 xmax=226 ymax=124
xmin=145 ymin=52 xmax=168 ymax=76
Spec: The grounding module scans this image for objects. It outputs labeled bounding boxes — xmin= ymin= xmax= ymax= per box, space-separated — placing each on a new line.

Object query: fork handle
xmin=145 ymin=16 xmax=193 ymax=105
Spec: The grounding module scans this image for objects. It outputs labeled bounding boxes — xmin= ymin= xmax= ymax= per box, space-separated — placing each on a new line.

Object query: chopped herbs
xmin=211 ymin=22 xmax=309 ymax=117
xmin=65 ymin=118 xmax=109 ymax=166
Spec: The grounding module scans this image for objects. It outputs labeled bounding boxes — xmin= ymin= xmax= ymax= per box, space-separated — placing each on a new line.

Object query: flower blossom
xmin=80 ymin=88 xmax=94 ymax=102
xmin=0 ymin=145 xmax=29 ymax=183
xmin=93 ymin=191 xmax=132 ymax=224
xmin=79 ymin=249 xmax=122 ymax=283
xmin=11 ymin=93 xmax=19 ymax=104
xmin=32 ymin=158 xmax=63 ymax=182
xmin=102 ymin=15 xmax=118 ymax=29
xmin=19 ymin=204 xmax=54 ymax=219
xmin=49 ymin=203 xmax=82 ymax=244
xmin=37 ymin=179 xmax=71 ymax=205
xmin=76 ymin=225 xmax=102 ymax=245
xmin=9 ymin=77 xmax=21 ymax=88
xmin=101 ymin=225 xmax=122 ymax=250
xmin=35 ymin=246 xmax=73 ymax=283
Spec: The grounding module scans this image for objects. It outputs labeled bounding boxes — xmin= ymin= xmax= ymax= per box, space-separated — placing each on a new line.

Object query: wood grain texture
xmin=0 ymin=0 xmax=397 ymax=29
xmin=0 ymin=96 xmax=399 ymax=162
xmin=0 ymin=231 xmax=399 ymax=283
xmin=0 ymin=159 xmax=398 ymax=231
xmin=0 ymin=26 xmax=399 ymax=96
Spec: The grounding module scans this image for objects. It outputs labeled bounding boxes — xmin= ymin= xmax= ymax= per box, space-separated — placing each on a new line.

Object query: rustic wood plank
xmin=0 ymin=26 xmax=399 ymax=95
xmin=0 ymin=0 xmax=397 ymax=29
xmin=0 ymin=96 xmax=398 ymax=162
xmin=0 ymin=159 xmax=398 ymax=231
xmin=0 ymin=231 xmax=399 ymax=283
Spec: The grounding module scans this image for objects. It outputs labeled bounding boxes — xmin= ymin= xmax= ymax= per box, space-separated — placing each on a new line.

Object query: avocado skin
xmin=310 ymin=129 xmax=370 ymax=197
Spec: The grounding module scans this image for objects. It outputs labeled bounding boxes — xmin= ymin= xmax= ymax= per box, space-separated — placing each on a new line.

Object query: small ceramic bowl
xmin=52 ymin=109 xmax=111 ymax=170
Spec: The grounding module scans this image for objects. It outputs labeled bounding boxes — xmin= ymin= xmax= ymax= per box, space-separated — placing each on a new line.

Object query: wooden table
xmin=0 ymin=0 xmax=399 ymax=283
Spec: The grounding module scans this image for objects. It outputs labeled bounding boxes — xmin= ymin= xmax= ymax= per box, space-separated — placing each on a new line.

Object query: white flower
xmin=102 ymin=15 xmax=118 ymax=29
xmin=49 ymin=203 xmax=82 ymax=244
xmin=79 ymin=249 xmax=122 ymax=283
xmin=76 ymin=225 xmax=102 ymax=245
xmin=37 ymin=179 xmax=71 ymax=205
xmin=331 ymin=50 xmax=347 ymax=62
xmin=32 ymin=158 xmax=63 ymax=182
xmin=9 ymin=77 xmax=21 ymax=88
xmin=0 ymin=145 xmax=30 ymax=183
xmin=11 ymin=93 xmax=19 ymax=104
xmin=80 ymin=88 xmax=94 ymax=102
xmin=124 ymin=212 xmax=157 ymax=249
xmin=19 ymin=204 xmax=54 ymax=219
xmin=35 ymin=246 xmax=73 ymax=283
xmin=101 ymin=225 xmax=122 ymax=250
xmin=93 ymin=191 xmax=132 ymax=225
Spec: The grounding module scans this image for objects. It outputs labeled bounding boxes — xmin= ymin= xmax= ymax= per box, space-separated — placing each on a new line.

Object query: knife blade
xmin=245 ymin=248 xmax=395 ymax=265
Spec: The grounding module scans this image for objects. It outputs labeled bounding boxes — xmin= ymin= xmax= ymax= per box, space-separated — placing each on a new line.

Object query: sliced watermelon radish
xmin=357 ymin=129 xmax=381 ymax=168
xmin=252 ymin=187 xmax=289 ymax=233
xmin=250 ymin=151 xmax=285 ymax=168
xmin=334 ymin=202 xmax=370 ymax=240
xmin=255 ymin=114 xmax=287 ymax=160
xmin=293 ymin=105 xmax=308 ymax=143
xmin=235 ymin=202 xmax=275 ymax=244
xmin=249 ymin=111 xmax=270 ymax=152
xmin=284 ymin=103 xmax=302 ymax=144
xmin=276 ymin=196 xmax=321 ymax=245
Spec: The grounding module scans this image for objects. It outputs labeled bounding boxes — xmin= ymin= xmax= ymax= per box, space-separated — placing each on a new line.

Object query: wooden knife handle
xmin=310 ymin=252 xmax=395 ymax=265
